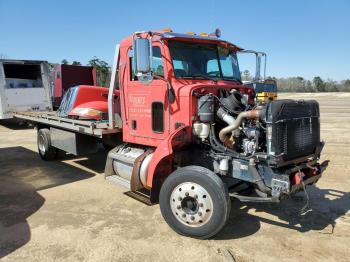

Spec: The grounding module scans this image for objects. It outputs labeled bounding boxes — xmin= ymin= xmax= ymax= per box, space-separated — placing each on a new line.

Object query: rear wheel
xmin=37 ymin=128 xmax=57 ymax=161
xmin=159 ymin=166 xmax=230 ymax=239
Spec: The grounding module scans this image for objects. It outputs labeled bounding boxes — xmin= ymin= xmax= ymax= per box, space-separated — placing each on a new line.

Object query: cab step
xmin=229 ymin=193 xmax=279 ymax=203
xmin=124 ymin=189 xmax=154 ymax=206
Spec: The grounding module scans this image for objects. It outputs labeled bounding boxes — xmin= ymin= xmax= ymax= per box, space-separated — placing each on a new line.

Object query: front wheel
xmin=159 ymin=166 xmax=231 ymax=239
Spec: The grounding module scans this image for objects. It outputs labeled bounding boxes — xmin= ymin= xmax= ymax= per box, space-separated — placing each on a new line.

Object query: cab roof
xmin=120 ymin=30 xmax=244 ymax=52
xmin=161 ymin=32 xmax=244 ymax=51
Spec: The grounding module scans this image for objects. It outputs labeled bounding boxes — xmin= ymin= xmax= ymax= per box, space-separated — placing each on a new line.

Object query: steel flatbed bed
xmin=14 ymin=111 xmax=120 ymax=138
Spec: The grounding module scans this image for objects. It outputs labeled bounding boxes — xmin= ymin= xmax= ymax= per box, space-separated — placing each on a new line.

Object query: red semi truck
xmin=15 ymin=29 xmax=328 ymax=239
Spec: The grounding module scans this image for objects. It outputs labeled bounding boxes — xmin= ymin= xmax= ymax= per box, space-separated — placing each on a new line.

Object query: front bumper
xmin=288 ymin=160 xmax=329 ymax=194
xmin=270 ymin=159 xmax=329 ymax=199
xmin=230 ymin=160 xmax=329 ymax=203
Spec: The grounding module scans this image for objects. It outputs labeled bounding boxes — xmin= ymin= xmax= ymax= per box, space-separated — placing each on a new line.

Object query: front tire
xmin=37 ymin=128 xmax=58 ymax=161
xmin=159 ymin=166 xmax=230 ymax=239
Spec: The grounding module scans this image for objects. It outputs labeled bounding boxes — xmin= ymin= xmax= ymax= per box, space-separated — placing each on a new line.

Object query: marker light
xmin=199 ymin=33 xmax=209 ymax=37
xmin=162 ymin=28 xmax=173 ymax=32
xmin=186 ymin=32 xmax=196 ymax=35
xmin=214 ymin=28 xmax=221 ymax=38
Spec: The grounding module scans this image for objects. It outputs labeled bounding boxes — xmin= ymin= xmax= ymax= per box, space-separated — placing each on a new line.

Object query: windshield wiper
xmin=182 ymin=74 xmax=218 ymax=83
xmin=222 ymin=76 xmax=241 ymax=83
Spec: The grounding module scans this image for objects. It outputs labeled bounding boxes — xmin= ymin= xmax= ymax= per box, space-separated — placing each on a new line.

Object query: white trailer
xmin=0 ymin=59 xmax=52 ymax=119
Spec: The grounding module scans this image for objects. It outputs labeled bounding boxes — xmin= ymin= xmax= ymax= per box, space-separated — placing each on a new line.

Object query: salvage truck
xmin=15 ymin=29 xmax=328 ymax=239
xmin=0 ymin=59 xmax=52 ymax=119
xmin=51 ymin=64 xmax=97 ymax=109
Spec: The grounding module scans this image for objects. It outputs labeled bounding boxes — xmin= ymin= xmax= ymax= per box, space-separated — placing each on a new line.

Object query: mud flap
xmin=104 ymin=152 xmax=114 ymax=178
xmin=104 ymin=145 xmax=125 ymax=178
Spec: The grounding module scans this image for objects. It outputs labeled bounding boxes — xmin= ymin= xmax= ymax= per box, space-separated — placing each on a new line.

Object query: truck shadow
xmin=0 ymin=119 xmax=33 ymax=130
xmin=36 ymin=146 xmax=108 ymax=175
xmin=216 ymin=187 xmax=350 ymax=240
xmin=0 ymin=146 xmax=95 ymax=259
xmin=58 ymin=149 xmax=108 ymax=174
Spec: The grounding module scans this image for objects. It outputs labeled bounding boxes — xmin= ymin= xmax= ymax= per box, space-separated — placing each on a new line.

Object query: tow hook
xmin=319 ymin=160 xmax=330 ymax=173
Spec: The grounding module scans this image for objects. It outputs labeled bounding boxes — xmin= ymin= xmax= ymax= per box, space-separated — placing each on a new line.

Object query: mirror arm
xmin=263 ymin=54 xmax=267 ymax=80
xmin=149 ymin=33 xmax=153 ymax=76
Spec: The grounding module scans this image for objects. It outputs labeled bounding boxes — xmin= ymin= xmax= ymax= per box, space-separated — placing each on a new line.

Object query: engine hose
xmin=219 ymin=110 xmax=262 ymax=143
xmin=209 ymin=125 xmax=240 ymax=158
xmin=255 ymin=188 xmax=268 ymax=198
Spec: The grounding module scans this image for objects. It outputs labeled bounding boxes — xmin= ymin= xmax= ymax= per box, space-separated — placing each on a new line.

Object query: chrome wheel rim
xmin=170 ymin=182 xmax=213 ymax=227
xmin=38 ymin=134 xmax=46 ymax=153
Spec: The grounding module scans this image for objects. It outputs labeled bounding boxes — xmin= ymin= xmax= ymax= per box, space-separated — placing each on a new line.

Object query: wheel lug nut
xmin=190 ymin=216 xmax=195 ymax=220
xmin=198 ymin=212 xmax=202 ymax=216
xmin=199 ymin=203 xmax=204 ymax=207
xmin=177 ymin=205 xmax=181 ymax=209
xmin=178 ymin=197 xmax=182 ymax=201
xmin=182 ymin=214 xmax=186 ymax=218
xmin=194 ymin=194 xmax=198 ymax=199
xmin=185 ymin=192 xmax=189 ymax=197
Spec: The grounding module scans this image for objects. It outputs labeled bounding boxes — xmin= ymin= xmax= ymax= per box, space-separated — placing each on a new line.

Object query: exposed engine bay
xmin=192 ymin=88 xmax=328 ymax=200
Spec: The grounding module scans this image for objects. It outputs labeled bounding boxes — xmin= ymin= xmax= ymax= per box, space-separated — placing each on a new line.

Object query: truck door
xmin=124 ymin=43 xmax=169 ymax=144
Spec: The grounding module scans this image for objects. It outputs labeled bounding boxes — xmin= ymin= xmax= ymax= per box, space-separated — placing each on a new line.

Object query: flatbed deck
xmin=14 ymin=111 xmax=120 ymax=138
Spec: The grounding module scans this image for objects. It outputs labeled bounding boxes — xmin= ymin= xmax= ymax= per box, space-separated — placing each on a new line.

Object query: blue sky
xmin=0 ymin=0 xmax=349 ymax=80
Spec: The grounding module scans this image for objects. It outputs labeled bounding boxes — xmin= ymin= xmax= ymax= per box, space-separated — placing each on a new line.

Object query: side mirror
xmin=254 ymin=55 xmax=261 ymax=81
xmin=133 ymin=36 xmax=153 ymax=84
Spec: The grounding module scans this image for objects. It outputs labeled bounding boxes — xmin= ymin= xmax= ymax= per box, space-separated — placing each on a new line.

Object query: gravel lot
xmin=1 ymin=93 xmax=349 ymax=262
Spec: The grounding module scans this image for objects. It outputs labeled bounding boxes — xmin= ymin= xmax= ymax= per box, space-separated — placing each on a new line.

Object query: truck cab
xmin=116 ymin=31 xmax=255 ymax=147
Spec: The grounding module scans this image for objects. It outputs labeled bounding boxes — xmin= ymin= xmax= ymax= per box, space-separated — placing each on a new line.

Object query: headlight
xmin=72 ymin=108 xmax=103 ymax=117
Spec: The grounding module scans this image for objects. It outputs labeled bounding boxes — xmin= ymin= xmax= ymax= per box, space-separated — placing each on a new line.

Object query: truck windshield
xmin=168 ymin=41 xmax=241 ymax=82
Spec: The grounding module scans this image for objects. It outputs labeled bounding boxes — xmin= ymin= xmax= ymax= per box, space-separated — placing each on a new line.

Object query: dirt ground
xmin=0 ymin=93 xmax=349 ymax=262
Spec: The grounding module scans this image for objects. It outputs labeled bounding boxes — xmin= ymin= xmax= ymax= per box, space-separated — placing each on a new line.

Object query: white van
xmin=0 ymin=59 xmax=52 ymax=119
